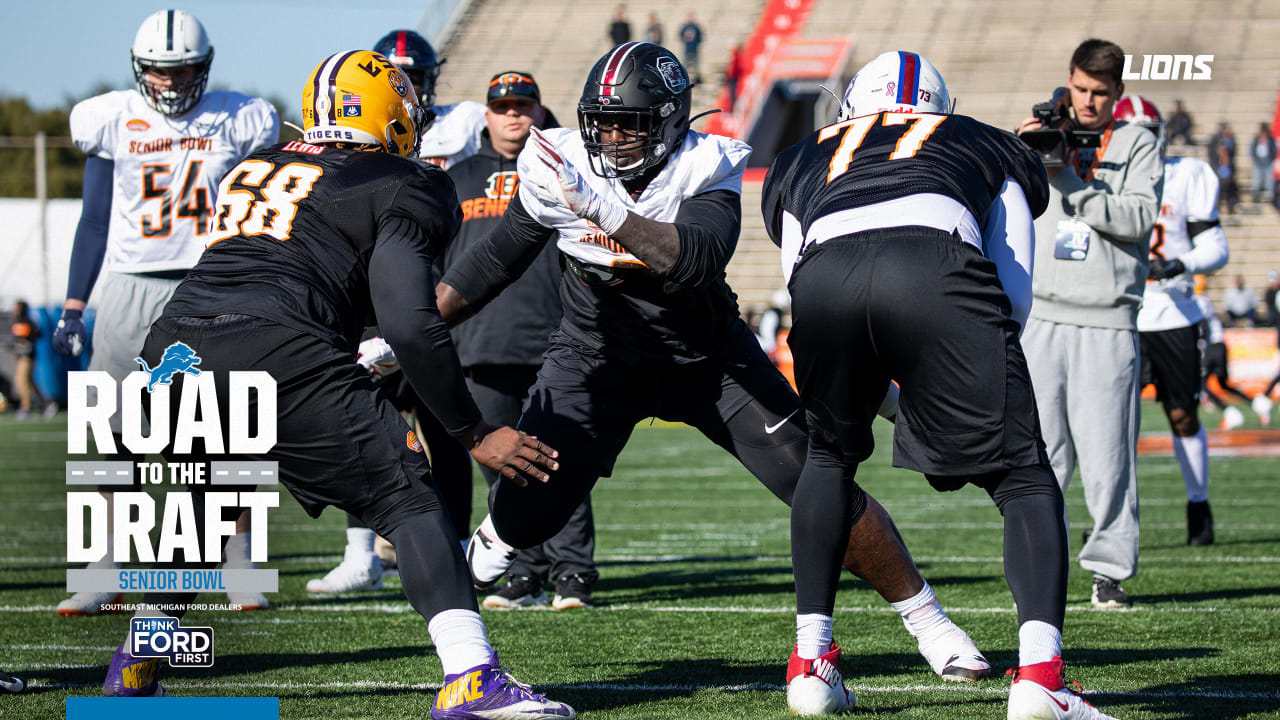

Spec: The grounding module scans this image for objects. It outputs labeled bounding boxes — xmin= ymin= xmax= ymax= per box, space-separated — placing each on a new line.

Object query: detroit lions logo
xmin=135 ymin=342 xmax=202 ymax=393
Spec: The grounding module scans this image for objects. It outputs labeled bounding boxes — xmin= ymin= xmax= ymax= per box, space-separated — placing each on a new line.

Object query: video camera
xmin=1019 ymin=87 xmax=1104 ymax=167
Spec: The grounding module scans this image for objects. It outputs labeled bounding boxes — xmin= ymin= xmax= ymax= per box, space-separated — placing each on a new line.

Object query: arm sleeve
xmin=1050 ymin=129 xmax=1163 ymax=242
xmin=1178 ymin=162 xmax=1228 ymax=274
xmin=369 ymin=214 xmax=482 ymax=436
xmin=440 ymin=192 xmax=556 ymax=310
xmin=66 ymin=156 xmax=115 ymax=302
xmin=664 ymin=189 xmax=741 ymax=288
xmin=982 ymin=178 xmax=1036 ymax=329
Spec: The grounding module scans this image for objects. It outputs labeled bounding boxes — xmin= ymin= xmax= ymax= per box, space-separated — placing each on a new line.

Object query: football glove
xmin=356 ymin=337 xmax=400 ymax=379
xmin=52 ymin=308 xmax=86 ymax=356
xmin=525 ymin=127 xmax=629 ymax=235
xmin=1148 ymin=256 xmax=1186 ymax=281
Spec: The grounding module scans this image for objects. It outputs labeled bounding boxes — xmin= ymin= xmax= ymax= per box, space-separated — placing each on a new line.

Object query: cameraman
xmin=1016 ymin=38 xmax=1163 ymax=610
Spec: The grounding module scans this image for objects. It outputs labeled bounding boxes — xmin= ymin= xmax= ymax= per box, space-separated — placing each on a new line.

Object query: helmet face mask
xmin=373 ymin=29 xmax=442 ymax=108
xmin=578 ymin=42 xmax=691 ymax=180
xmin=302 ymin=50 xmax=431 ymax=158
xmin=130 ymin=10 xmax=214 ymax=117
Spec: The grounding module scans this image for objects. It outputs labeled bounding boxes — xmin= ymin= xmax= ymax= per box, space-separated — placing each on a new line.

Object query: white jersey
xmin=1195 ymin=295 xmax=1224 ymax=344
xmin=517 ymin=127 xmax=751 ymax=268
xmin=1137 ymin=156 xmax=1229 ymax=331
xmin=70 ymin=89 xmax=278 ymax=273
xmin=419 ymin=101 xmax=487 ymax=169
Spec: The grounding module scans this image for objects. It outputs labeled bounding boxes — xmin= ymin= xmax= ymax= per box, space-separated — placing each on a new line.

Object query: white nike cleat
xmin=1 ymin=669 xmax=26 ymax=693
xmin=917 ymin=624 xmax=991 ymax=681
xmin=56 ymin=591 xmax=124 ymax=617
xmin=1221 ymin=405 xmax=1245 ymax=430
xmin=222 ymin=560 xmax=269 ymax=610
xmin=786 ymin=644 xmax=854 ymax=716
xmin=467 ymin=515 xmax=520 ymax=591
xmin=1007 ymin=657 xmax=1119 ymax=720
xmin=305 ymin=549 xmax=382 ymax=594
xmin=1252 ymin=395 xmax=1272 ymax=427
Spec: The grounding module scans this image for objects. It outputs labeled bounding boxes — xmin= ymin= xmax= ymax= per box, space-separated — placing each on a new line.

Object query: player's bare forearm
xmin=435 ymin=281 xmax=476 ymax=328
xmin=611 ymin=211 xmax=680 ymax=274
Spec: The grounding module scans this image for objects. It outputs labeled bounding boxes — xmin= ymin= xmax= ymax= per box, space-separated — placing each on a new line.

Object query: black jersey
xmin=762 ymin=112 xmax=1048 ymax=251
xmin=164 ymin=141 xmax=461 ymax=352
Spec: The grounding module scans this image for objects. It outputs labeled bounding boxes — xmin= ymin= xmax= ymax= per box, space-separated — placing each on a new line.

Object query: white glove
xmin=357 ymin=337 xmax=400 ymax=379
xmin=525 ymin=127 xmax=629 ymax=235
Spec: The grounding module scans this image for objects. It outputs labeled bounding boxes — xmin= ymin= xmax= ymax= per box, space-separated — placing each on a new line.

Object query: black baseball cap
xmin=487 ymin=71 xmax=541 ymax=104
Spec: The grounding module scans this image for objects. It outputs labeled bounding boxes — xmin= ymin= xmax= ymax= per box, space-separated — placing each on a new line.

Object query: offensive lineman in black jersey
xmin=99 ymin=50 xmax=574 ymax=720
xmin=764 ymin=51 xmax=1120 ymax=719
xmin=436 ymin=42 xmax=990 ymax=683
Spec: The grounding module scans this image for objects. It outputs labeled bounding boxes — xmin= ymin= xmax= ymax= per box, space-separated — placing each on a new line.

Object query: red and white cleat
xmin=1007 ymin=656 xmax=1119 ymax=720
xmin=786 ymin=644 xmax=854 ymax=716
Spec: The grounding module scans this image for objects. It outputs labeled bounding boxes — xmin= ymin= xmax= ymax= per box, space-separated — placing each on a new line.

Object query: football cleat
xmin=1091 ymin=576 xmax=1131 ymax=609
xmin=483 ymin=576 xmax=550 ymax=609
xmin=786 ymin=644 xmax=854 ymax=716
xmin=431 ymin=651 xmax=575 ymax=719
xmin=467 ymin=517 xmax=520 ymax=591
xmin=1220 ymin=405 xmax=1245 ymax=430
xmin=103 ymin=645 xmax=168 ymax=697
xmin=1007 ymin=656 xmax=1118 ymax=720
xmin=1252 ymin=395 xmax=1272 ymax=426
xmin=1187 ymin=501 xmax=1214 ymax=546
xmin=551 ymin=573 xmax=595 ymax=611
xmin=306 ymin=549 xmax=383 ymax=594
xmin=57 ymin=591 xmax=124 ymax=617
xmin=917 ymin=625 xmax=991 ymax=681
xmin=0 ymin=669 xmax=25 ymax=694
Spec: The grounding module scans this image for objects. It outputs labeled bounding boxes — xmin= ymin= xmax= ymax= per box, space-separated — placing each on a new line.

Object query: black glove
xmin=1148 ymin=256 xmax=1186 ymax=281
xmin=52 ymin=308 xmax=86 ymax=356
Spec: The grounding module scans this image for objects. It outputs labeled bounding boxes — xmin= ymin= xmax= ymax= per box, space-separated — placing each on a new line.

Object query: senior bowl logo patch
xmin=407 ymin=431 xmax=423 ymax=453
xmin=126 ymin=118 xmax=151 ymax=132
xmin=656 ymin=57 xmax=688 ymax=93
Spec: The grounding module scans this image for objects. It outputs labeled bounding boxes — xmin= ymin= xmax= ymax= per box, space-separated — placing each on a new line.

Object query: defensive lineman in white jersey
xmin=1120 ymin=96 xmax=1229 ymax=547
xmin=53 ymin=9 xmax=278 ymax=615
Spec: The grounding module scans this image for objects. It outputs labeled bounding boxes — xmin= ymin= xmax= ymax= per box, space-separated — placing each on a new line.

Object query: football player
xmin=53 ymin=9 xmax=278 ymax=616
xmin=438 ymin=43 xmax=990 ymax=683
xmin=1119 ymin=96 xmax=1230 ymax=547
xmin=763 ymin=52 xmax=1119 ymax=718
xmin=1193 ymin=275 xmax=1260 ymax=425
xmin=307 ymin=28 xmax=487 ymax=595
xmin=99 ymin=49 xmax=574 ymax=719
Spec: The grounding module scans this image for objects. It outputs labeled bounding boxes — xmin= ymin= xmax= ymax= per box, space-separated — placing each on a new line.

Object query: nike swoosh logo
xmin=1042 ymin=687 xmax=1070 ymax=711
xmin=764 ymin=410 xmax=799 ymax=434
xmin=0 ymin=675 xmax=23 ymax=693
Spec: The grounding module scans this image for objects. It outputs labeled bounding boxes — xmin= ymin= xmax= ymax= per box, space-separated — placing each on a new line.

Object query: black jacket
xmin=445 ymin=131 xmax=564 ymax=367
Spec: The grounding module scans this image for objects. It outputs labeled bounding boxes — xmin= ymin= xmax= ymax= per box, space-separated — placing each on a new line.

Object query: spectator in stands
xmin=608 ymin=5 xmax=631 ymax=47
xmin=9 ymin=300 xmax=49 ymax=420
xmin=680 ymin=12 xmax=704 ymax=83
xmin=1251 ymin=123 xmax=1276 ymax=203
xmin=1209 ymin=124 xmax=1239 ymax=213
xmin=725 ymin=43 xmax=745 ymax=111
xmin=1264 ymin=270 xmax=1280 ymax=326
xmin=1223 ymin=275 xmax=1259 ymax=326
xmin=1167 ymin=100 xmax=1194 ymax=145
xmin=644 ymin=12 xmax=662 ymax=45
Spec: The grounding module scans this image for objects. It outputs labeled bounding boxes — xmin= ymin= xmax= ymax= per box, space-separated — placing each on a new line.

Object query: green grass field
xmin=3 ymin=403 xmax=1279 ymax=719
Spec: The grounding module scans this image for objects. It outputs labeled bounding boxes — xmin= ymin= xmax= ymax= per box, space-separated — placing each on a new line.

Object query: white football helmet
xmin=131 ymin=9 xmax=214 ymax=116
xmin=838 ymin=51 xmax=951 ymax=121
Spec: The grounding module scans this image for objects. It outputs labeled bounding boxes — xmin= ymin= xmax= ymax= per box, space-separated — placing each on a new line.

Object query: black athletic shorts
xmin=141 ymin=314 xmax=441 ymax=536
xmin=1139 ymin=325 xmax=1201 ymax=413
xmin=1202 ymin=341 xmax=1229 ymax=381
xmin=787 ymin=227 xmax=1046 ymax=477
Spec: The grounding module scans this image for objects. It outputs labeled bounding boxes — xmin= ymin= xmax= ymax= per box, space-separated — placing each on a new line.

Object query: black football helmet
xmin=578 ymin=42 xmax=692 ymax=179
xmin=373 ymin=29 xmax=443 ymax=107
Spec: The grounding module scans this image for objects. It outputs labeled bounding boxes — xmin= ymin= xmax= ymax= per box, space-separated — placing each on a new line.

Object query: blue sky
xmin=0 ymin=1 xmax=439 ymax=114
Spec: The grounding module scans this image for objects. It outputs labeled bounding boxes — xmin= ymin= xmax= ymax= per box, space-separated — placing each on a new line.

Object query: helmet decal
xmin=656 ymin=57 xmax=688 ymax=93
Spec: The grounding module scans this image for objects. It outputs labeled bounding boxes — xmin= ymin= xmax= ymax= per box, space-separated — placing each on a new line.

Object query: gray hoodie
xmin=1030 ymin=122 xmax=1164 ymax=330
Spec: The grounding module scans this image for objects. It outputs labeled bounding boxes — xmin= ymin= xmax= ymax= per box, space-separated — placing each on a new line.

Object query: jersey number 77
xmin=820 ymin=112 xmax=946 ymax=183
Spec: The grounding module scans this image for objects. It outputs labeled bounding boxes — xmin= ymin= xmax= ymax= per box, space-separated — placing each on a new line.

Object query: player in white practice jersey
xmin=1120 ymin=96 xmax=1229 ymax=547
xmin=52 ymin=9 xmax=278 ymax=615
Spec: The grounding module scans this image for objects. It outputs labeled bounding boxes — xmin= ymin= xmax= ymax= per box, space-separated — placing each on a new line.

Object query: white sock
xmin=889 ymin=581 xmax=951 ymax=641
xmin=345 ymin=527 xmax=377 ymax=558
xmin=223 ymin=531 xmax=253 ymax=566
xmin=1017 ymin=620 xmax=1062 ymax=668
xmin=1173 ymin=427 xmax=1209 ymax=503
xmin=428 ymin=609 xmax=492 ymax=676
xmin=796 ymin=613 xmax=834 ymax=660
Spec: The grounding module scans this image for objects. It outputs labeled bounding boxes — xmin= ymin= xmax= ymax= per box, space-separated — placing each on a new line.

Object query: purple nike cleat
xmin=432 ymin=652 xmax=574 ymax=719
xmin=103 ymin=645 xmax=168 ymax=697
